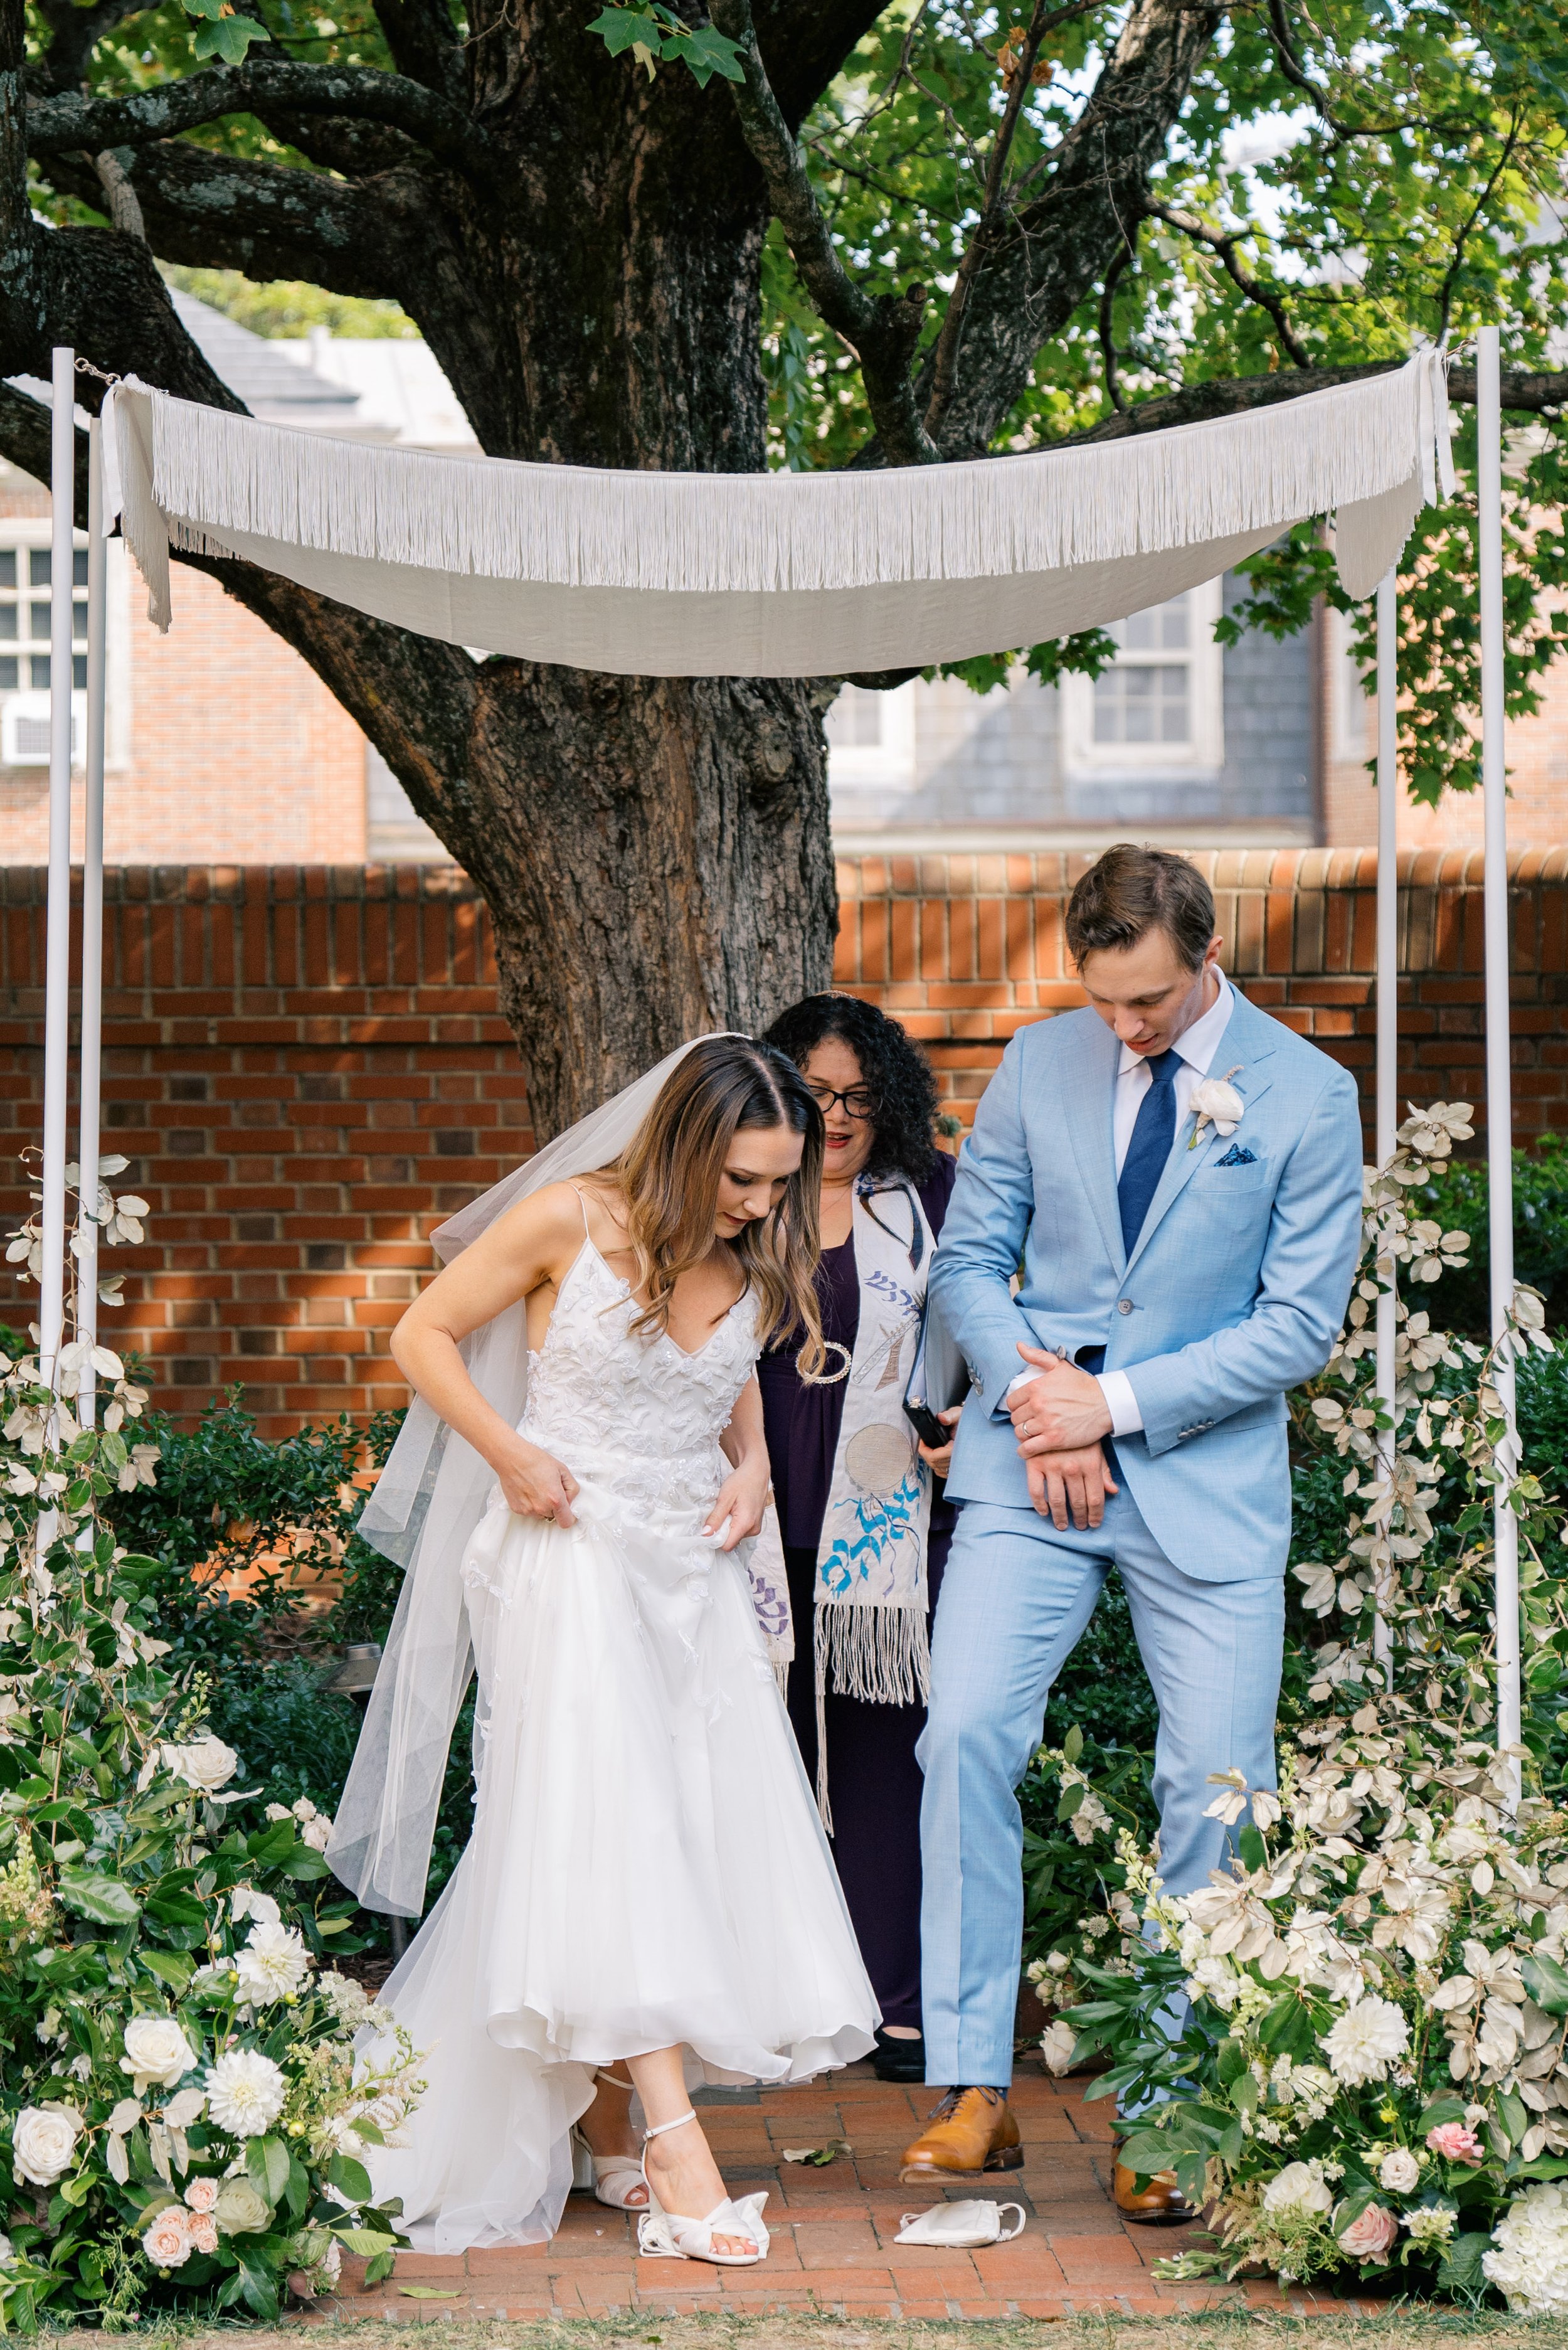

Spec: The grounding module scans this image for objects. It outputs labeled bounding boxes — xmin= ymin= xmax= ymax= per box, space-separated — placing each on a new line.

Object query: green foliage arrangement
xmin=0 ymin=1174 xmax=419 ymax=2327
xmin=1025 ymin=1100 xmax=1568 ymax=2309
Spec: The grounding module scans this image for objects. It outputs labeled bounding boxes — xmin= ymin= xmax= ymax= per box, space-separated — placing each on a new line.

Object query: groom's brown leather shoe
xmin=899 ymin=2086 xmax=1023 ymax=2183
xmin=1113 ymin=2152 xmax=1197 ymax=2226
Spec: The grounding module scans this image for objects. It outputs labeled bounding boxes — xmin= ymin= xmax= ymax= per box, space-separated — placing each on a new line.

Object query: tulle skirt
xmin=359 ymin=1472 xmax=878 ymax=2250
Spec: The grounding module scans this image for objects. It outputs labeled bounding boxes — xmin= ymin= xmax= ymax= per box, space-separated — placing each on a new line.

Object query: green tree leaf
xmin=56 ymin=1868 xmax=140 ymax=1925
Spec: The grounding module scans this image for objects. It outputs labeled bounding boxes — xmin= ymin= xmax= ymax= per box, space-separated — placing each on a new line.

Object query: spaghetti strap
xmin=568 ymin=1183 xmax=593 ymax=1238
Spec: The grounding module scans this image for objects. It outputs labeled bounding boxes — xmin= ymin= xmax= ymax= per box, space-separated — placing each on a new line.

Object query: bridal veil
xmin=326 ymin=1035 xmax=735 ymax=1915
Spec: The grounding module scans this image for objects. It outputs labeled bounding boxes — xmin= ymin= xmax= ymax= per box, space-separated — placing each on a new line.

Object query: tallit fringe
xmin=765 ymin=1631 xmax=792 ymax=1702
xmin=812 ymin=1602 xmax=931 ymax=1832
xmin=120 ymin=355 xmax=1443 ymax=609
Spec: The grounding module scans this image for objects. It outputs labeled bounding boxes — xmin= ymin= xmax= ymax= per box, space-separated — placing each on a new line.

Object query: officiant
xmin=760 ymin=996 xmax=960 ymax=2087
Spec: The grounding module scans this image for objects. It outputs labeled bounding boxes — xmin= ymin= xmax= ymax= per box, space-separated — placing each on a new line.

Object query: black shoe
xmin=872 ymin=2026 xmax=926 ymax=2083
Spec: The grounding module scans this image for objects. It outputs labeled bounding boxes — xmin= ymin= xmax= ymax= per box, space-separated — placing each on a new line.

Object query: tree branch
xmin=1098 ymin=235 xmax=1134 ymax=412
xmin=751 ymin=0 xmax=892 ymax=130
xmin=1143 ymin=198 xmax=1310 ymax=368
xmin=371 ymin=0 xmax=465 ymax=107
xmin=1 ymin=220 xmax=243 ymax=411
xmin=709 ymin=0 xmax=935 ymax=465
xmin=37 ymin=140 xmax=408 ymax=297
xmin=910 ymin=0 xmax=1219 ymax=458
xmin=27 ymin=0 xmax=149 ymax=95
xmin=1061 ymin=359 xmax=1568 ymax=445
xmin=923 ymin=0 xmax=1052 ymax=442
xmin=28 ymin=60 xmax=499 ymax=188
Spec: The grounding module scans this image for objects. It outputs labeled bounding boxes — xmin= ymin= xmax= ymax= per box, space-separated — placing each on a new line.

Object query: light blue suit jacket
xmin=929 ymin=989 xmax=1364 ymax=1582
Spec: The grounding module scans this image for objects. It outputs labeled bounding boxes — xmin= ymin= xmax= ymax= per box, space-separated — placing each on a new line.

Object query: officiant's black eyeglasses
xmin=806 ymin=1082 xmax=879 ymax=1122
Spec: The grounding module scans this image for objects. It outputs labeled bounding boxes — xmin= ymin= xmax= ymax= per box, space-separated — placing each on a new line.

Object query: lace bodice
xmin=519 ymin=1237 xmax=760 ymax=1515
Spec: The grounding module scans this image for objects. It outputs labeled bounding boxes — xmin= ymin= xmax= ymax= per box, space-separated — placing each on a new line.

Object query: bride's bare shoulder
xmin=489 ymin=1179 xmax=600 ymax=1258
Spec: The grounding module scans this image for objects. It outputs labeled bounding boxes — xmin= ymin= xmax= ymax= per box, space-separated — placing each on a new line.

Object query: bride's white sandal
xmin=636 ymin=2110 xmax=769 ymax=2267
xmin=571 ymin=2072 xmax=650 ymax=2211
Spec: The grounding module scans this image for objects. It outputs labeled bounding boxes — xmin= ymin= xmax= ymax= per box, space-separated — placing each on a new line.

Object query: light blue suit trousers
xmin=918 ymin=1489 xmax=1283 ymax=2090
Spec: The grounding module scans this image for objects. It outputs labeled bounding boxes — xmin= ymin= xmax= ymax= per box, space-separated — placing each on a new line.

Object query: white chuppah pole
xmin=1373 ymin=568 xmax=1398 ymax=1676
xmin=38 ymin=349 xmax=75 ymax=1408
xmin=1477 ymin=323 xmax=1522 ymax=1802
xmin=77 ymin=416 xmax=107 ymax=1427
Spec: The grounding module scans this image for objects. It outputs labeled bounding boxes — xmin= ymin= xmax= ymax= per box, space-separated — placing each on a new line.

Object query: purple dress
xmin=757 ymin=1153 xmax=958 ymax=2033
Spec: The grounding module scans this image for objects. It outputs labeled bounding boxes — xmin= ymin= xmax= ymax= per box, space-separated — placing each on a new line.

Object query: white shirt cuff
xmin=1004 ymin=1368 xmax=1044 ymax=1403
xmin=1097 ymin=1370 xmax=1143 ymax=1437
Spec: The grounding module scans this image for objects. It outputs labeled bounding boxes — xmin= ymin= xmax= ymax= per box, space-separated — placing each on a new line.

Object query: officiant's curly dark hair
xmin=763 ymin=996 xmax=939 ymax=1184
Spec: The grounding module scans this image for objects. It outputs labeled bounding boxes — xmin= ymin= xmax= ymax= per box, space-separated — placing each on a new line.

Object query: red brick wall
xmin=3 ymin=850 xmax=1565 ymax=1434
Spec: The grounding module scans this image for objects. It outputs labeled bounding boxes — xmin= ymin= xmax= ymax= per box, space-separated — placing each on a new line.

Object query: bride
xmin=327 ymin=1036 xmax=877 ymax=2267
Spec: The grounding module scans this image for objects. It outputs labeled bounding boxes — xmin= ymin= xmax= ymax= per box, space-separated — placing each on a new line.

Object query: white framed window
xmin=1061 ymin=578 xmax=1224 ymax=777
xmin=824 ymin=679 xmax=916 ymax=790
xmin=0 ymin=525 xmax=129 ymax=774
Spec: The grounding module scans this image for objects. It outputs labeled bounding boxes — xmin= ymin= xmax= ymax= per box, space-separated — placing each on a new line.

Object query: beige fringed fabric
xmin=104 ymin=353 xmax=1452 ymax=675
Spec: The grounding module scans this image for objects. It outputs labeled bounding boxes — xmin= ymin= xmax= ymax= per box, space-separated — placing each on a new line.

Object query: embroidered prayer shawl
xmin=808 ymin=1183 xmax=936 ymax=1821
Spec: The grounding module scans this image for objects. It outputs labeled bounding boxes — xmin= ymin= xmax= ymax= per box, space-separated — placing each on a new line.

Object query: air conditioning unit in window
xmin=1 ymin=692 xmax=85 ymax=768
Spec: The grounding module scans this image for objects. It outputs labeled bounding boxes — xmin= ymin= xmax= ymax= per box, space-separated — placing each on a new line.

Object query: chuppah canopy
xmin=104 ymin=350 xmax=1452 ymax=678
xmin=39 ymin=334 xmax=1515 ymax=1777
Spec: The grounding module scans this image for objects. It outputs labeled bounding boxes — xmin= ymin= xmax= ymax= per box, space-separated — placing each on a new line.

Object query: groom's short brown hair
xmin=1066 ymin=845 xmax=1216 ymax=973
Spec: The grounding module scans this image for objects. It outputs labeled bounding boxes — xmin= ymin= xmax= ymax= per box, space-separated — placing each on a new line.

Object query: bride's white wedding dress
xmin=360 ymin=1216 xmax=879 ymax=2251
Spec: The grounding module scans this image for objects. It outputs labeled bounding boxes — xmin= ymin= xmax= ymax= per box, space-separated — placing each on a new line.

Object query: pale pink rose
xmin=141 ymin=2207 xmax=192 ymax=2269
xmin=1427 ymin=2121 xmax=1485 ymax=2165
xmin=1338 ymin=2203 xmax=1399 ymax=2263
xmin=183 ymin=2176 xmax=220 ymax=2214
xmin=186 ymin=2213 xmax=219 ymax=2255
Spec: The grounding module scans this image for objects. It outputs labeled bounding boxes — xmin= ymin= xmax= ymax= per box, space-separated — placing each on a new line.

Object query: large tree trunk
xmin=426 ymin=671 xmax=838 ymax=1141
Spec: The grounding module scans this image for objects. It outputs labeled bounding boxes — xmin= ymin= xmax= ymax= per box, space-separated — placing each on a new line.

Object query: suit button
xmin=1117 ymin=1299 xmax=1133 ymax=1316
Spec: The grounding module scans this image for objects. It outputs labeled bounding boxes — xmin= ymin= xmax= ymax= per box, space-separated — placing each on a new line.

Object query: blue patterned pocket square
xmin=1215 ymin=1142 xmax=1258 ymax=1167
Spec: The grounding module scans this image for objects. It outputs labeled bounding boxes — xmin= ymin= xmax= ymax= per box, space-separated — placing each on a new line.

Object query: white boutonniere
xmin=1189 ymin=1065 xmax=1244 ymax=1149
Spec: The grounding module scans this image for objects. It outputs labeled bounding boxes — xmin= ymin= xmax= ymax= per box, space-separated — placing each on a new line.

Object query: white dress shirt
xmin=1009 ymin=972 xmax=1236 ymax=1440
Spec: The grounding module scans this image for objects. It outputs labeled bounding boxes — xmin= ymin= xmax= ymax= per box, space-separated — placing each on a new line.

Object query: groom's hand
xmin=1009 ymin=1346 xmax=1113 ymax=1451
xmin=1025 ymin=1447 xmax=1118 ymax=1531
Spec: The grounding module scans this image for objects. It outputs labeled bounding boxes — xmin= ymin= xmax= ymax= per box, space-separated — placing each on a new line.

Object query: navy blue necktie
xmin=1118 ymin=1048 xmax=1181 ymax=1257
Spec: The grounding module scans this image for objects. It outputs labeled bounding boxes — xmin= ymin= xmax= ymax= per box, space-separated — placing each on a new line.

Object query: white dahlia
xmin=204 ymin=2048 xmax=287 ymax=2138
xmin=233 ymin=1920 xmax=312 ymax=2006
xmin=1321 ymin=1996 xmax=1409 ymax=2085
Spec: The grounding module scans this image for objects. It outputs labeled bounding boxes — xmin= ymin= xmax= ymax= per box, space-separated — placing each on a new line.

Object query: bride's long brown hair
xmin=603 ymin=1037 xmax=829 ymax=1378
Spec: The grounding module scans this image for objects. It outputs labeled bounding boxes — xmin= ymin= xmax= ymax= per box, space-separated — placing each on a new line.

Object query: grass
xmin=36 ymin=2314 xmax=1565 ymax=2350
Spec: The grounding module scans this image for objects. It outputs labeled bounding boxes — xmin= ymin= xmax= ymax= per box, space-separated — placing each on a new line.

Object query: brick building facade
xmin=1 ymin=851 xmax=1563 ymax=1435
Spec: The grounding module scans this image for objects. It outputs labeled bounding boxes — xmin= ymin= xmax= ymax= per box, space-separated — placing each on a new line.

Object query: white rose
xmin=12 ymin=2103 xmax=81 ymax=2186
xmin=163 ymin=1736 xmax=238 ymax=1794
xmin=121 ymin=2015 xmax=198 ymax=2093
xmin=1039 ymin=2019 xmax=1078 ymax=2076
xmin=1379 ymin=2147 xmax=1422 ymax=2193
xmin=1190 ymin=1075 xmax=1245 ymax=1137
xmin=297 ymin=1812 xmax=333 ymax=1853
xmin=1262 ymin=2160 xmax=1334 ymax=2217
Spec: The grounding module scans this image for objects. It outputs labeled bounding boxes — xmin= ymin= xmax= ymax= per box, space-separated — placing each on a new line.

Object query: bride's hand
xmin=702 ymin=1454 xmax=771 ymax=1551
xmin=498 ymin=1437 xmax=581 ymax=1528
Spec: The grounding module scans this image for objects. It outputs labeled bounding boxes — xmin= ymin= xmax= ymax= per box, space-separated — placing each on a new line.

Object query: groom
xmin=902 ymin=846 xmax=1363 ymax=2213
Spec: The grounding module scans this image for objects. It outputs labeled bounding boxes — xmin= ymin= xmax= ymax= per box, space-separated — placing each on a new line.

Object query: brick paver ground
xmin=317 ymin=2065 xmax=1352 ymax=2324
